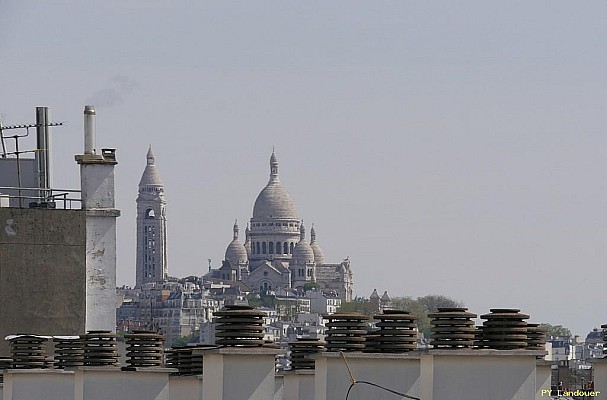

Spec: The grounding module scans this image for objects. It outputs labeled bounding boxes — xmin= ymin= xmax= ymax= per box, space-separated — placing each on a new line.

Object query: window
xmin=276 ymin=242 xmax=281 ymax=254
xmin=256 ymin=242 xmax=260 ymax=254
xmin=290 ymin=242 xmax=294 ymax=253
xmin=269 ymin=242 xmax=274 ymax=254
xmin=283 ymin=242 xmax=288 ymax=254
xmin=262 ymin=242 xmax=267 ymax=254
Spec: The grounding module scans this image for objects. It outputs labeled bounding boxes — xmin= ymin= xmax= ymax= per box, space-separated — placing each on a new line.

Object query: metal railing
xmin=0 ymin=186 xmax=81 ymax=209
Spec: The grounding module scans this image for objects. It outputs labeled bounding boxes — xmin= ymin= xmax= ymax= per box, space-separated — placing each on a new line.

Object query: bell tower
xmin=135 ymin=146 xmax=168 ymax=286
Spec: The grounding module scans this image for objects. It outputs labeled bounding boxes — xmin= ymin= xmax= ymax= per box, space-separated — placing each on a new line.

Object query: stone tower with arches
xmin=135 ymin=146 xmax=168 ymax=286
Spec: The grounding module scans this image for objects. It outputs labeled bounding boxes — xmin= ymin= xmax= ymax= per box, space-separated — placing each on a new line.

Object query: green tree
xmin=246 ymin=293 xmax=263 ymax=308
xmin=416 ymin=294 xmax=463 ymax=312
xmin=539 ymin=323 xmax=572 ymax=338
xmin=390 ymin=295 xmax=464 ymax=338
xmin=172 ymin=331 xmax=199 ymax=347
xmin=337 ymin=299 xmax=376 ymax=316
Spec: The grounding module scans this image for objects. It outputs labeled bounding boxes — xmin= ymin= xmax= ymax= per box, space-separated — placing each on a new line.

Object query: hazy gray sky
xmin=1 ymin=1 xmax=606 ymax=336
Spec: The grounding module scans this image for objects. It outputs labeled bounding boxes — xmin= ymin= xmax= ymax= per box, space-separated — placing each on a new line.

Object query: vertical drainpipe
xmin=75 ymin=105 xmax=121 ymax=332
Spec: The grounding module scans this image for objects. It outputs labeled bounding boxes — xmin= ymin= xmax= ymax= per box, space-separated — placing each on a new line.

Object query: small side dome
xmin=225 ymin=220 xmax=248 ymax=265
xmin=292 ymin=241 xmax=315 ymax=264
xmin=292 ymin=222 xmax=315 ymax=264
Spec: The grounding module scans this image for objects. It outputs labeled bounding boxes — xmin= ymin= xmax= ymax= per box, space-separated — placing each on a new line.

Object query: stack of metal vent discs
xmin=124 ymin=330 xmax=164 ymax=369
xmin=81 ymin=331 xmax=119 ymax=367
xmin=289 ymin=337 xmax=325 ymax=369
xmin=365 ymin=310 xmax=417 ymax=353
xmin=324 ymin=313 xmax=368 ymax=352
xmin=9 ymin=335 xmax=48 ymax=369
xmin=525 ymin=323 xmax=547 ymax=351
xmin=473 ymin=326 xmax=488 ymax=349
xmin=480 ymin=309 xmax=529 ymax=350
xmin=428 ymin=307 xmax=477 ymax=349
xmin=214 ymin=305 xmax=266 ymax=347
xmin=53 ymin=337 xmax=84 ymax=368
xmin=165 ymin=347 xmax=191 ymax=375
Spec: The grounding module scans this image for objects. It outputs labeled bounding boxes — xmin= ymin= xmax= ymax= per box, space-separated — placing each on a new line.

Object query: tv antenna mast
xmin=0 ymin=107 xmax=64 ymax=207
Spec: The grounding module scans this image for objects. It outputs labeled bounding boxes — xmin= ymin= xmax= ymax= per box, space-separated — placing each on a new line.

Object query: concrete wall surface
xmin=274 ymin=375 xmax=284 ymax=400
xmin=168 ymin=375 xmax=203 ymax=400
xmin=0 ymin=350 xmax=564 ymax=400
xmin=315 ymin=352 xmax=421 ymax=400
xmin=0 ymin=208 xmax=86 ymax=356
xmin=283 ymin=371 xmax=314 ymax=400
xmin=3 ymin=370 xmax=76 ymax=400
xmin=3 ymin=368 xmax=171 ymax=400
xmin=593 ymin=359 xmax=607 ymax=400
xmin=202 ymin=348 xmax=279 ymax=400
xmin=425 ymin=350 xmax=539 ymax=400
xmin=535 ymin=361 xmax=552 ymax=399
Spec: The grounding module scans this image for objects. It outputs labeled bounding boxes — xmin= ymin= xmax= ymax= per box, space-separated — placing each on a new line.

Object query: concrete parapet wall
xmin=202 ymin=347 xmax=279 ymax=400
xmin=315 ymin=352 xmax=421 ymax=400
xmin=423 ymin=349 xmax=542 ymax=400
xmin=168 ymin=375 xmax=203 ymax=400
xmin=592 ymin=359 xmax=607 ymax=400
xmin=283 ymin=370 xmax=314 ymax=400
xmin=3 ymin=368 xmax=171 ymax=400
xmin=535 ymin=360 xmax=552 ymax=399
xmin=0 ymin=208 xmax=86 ymax=357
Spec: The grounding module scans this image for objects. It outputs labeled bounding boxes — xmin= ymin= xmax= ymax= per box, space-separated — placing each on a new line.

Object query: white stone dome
xmin=225 ymin=221 xmax=248 ymax=265
xmin=292 ymin=241 xmax=315 ymax=264
xmin=252 ymin=151 xmax=298 ymax=220
xmin=225 ymin=241 xmax=248 ymax=265
xmin=292 ymin=222 xmax=315 ymax=264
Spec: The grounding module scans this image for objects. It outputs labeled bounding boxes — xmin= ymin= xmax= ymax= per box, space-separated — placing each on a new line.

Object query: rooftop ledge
xmin=317 ymin=349 xmax=547 ymax=359
xmin=191 ymin=346 xmax=281 ymax=356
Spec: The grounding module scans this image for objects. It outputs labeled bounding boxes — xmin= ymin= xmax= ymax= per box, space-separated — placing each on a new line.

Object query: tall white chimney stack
xmin=84 ymin=105 xmax=96 ymax=155
xmin=76 ymin=104 xmax=120 ymax=332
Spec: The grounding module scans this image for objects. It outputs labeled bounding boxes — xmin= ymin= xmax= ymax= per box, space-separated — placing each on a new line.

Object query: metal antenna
xmin=0 ymin=112 xmax=64 ymax=207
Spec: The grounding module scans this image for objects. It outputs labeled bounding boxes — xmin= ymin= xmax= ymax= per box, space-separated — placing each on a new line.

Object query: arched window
xmin=276 ymin=242 xmax=281 ymax=254
xmin=283 ymin=242 xmax=288 ymax=254
xmin=145 ymin=209 xmax=155 ymax=219
xmin=256 ymin=242 xmax=260 ymax=254
xmin=252 ymin=243 xmax=255 ymax=254
xmin=269 ymin=242 xmax=274 ymax=254
xmin=262 ymin=242 xmax=267 ymax=254
xmin=290 ymin=242 xmax=294 ymax=253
